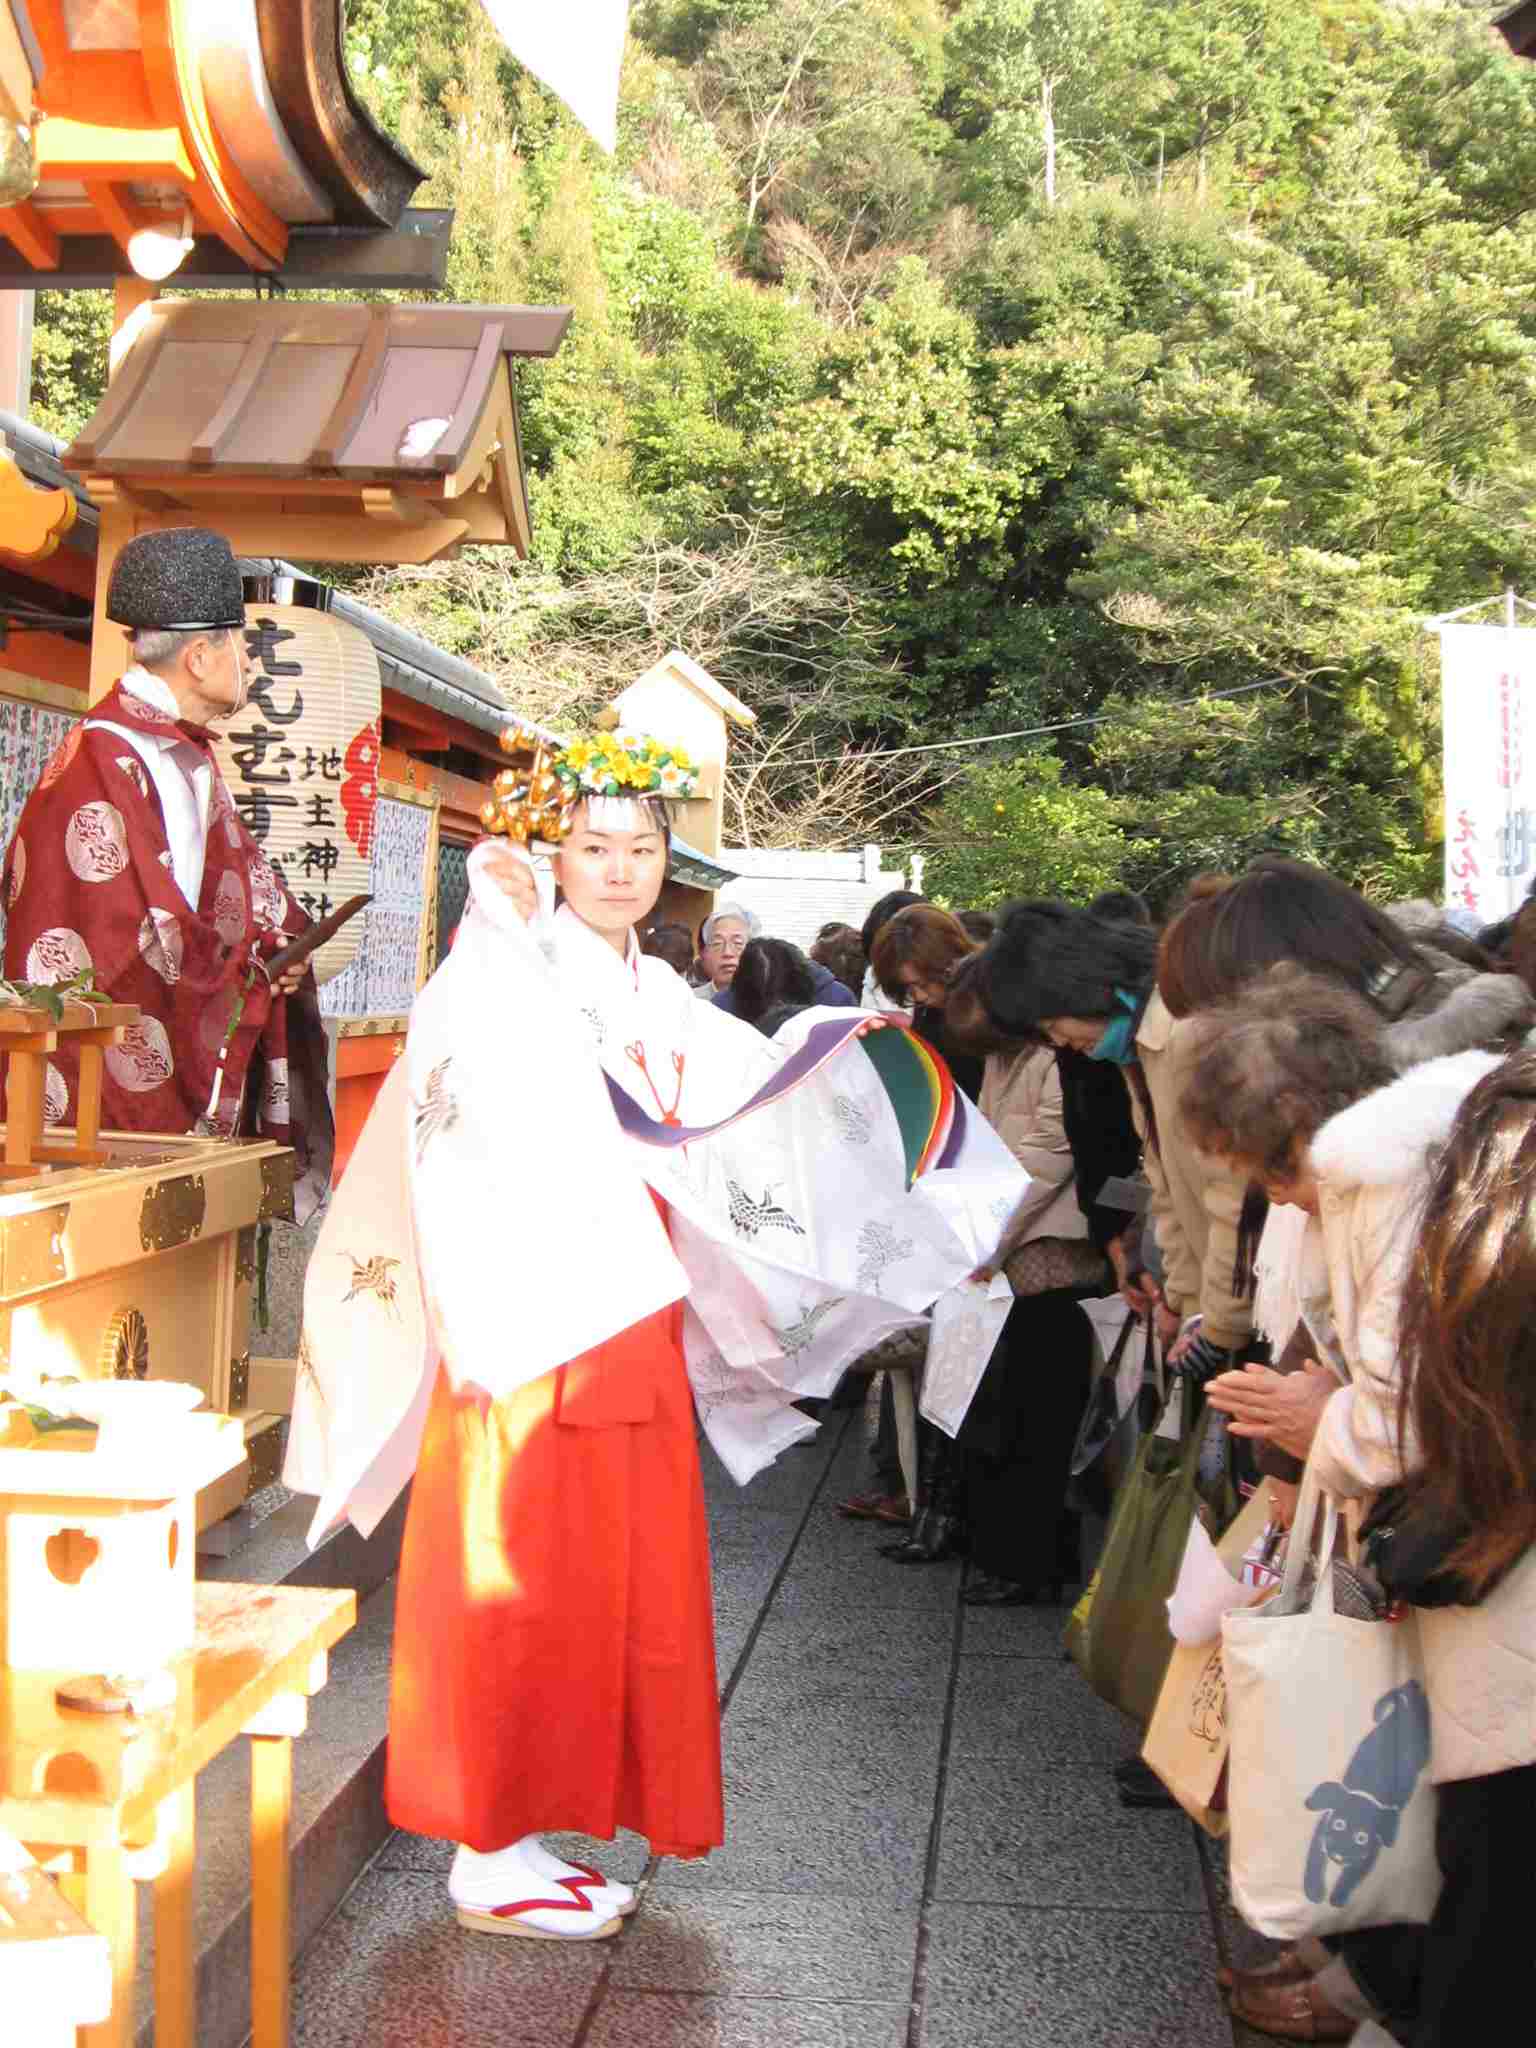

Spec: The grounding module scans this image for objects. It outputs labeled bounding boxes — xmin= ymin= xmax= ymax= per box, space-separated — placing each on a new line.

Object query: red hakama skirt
xmin=385 ymin=1294 xmax=723 ymax=1858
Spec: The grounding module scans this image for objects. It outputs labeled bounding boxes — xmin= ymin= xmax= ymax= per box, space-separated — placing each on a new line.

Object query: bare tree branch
xmin=358 ymin=516 xmax=943 ymax=847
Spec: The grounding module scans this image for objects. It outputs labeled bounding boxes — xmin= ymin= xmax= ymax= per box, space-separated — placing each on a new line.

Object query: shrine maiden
xmin=288 ymin=727 xmax=1024 ymax=1940
xmin=1 ymin=529 xmax=332 ymax=1214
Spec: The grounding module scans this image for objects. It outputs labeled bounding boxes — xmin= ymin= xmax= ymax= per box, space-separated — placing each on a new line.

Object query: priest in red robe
xmin=2 ymin=528 xmax=333 ymax=1214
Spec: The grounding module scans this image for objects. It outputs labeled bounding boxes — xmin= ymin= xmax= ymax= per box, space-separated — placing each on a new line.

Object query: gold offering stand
xmin=0 ymin=1003 xmax=297 ymax=1528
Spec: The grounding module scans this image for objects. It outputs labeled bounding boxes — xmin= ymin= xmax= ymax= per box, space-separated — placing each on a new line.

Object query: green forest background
xmin=32 ymin=0 xmax=1536 ymax=908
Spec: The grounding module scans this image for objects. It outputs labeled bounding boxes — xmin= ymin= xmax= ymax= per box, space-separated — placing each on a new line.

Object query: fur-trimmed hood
xmin=1380 ymin=900 xmax=1534 ymax=1068
xmin=1310 ymin=1048 xmax=1502 ymax=1194
xmin=1382 ymin=969 xmax=1533 ymax=1069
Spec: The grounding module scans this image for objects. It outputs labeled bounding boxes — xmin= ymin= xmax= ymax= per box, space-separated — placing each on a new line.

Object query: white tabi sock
xmin=449 ymin=1834 xmax=636 ymax=1926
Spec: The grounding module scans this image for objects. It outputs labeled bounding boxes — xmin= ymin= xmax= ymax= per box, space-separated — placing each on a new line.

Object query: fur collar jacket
xmin=1308 ymin=1049 xmax=1536 ymax=1786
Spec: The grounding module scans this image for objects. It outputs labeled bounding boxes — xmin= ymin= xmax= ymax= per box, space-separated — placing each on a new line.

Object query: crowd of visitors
xmin=635 ymin=857 xmax=1535 ymax=2047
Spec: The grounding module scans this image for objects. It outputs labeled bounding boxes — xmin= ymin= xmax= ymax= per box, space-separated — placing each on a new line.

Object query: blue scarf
xmin=1087 ymin=988 xmax=1141 ymax=1064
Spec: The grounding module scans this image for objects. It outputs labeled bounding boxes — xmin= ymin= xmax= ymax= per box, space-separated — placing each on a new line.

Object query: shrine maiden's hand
xmin=273 ymin=963 xmax=306 ymax=996
xmin=473 ymin=839 xmax=540 ymax=924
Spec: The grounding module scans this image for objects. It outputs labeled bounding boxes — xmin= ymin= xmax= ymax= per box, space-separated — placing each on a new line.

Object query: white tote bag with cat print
xmin=1222 ymin=1460 xmax=1442 ymax=1939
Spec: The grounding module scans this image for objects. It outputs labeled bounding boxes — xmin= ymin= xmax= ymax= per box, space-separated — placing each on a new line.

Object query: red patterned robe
xmin=1 ymin=678 xmax=333 ymax=1208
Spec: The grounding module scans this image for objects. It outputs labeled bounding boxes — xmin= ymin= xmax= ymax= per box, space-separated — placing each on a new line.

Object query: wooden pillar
xmin=153 ymin=1785 xmax=197 ymax=2048
xmin=0 ymin=289 xmax=33 ymax=414
xmin=86 ymin=282 xmax=161 ymax=706
xmin=110 ymin=279 xmax=158 ymax=377
xmin=249 ymin=1734 xmax=293 ymax=2048
xmin=80 ymin=1841 xmax=136 ymax=2048
xmin=87 ymin=484 xmax=138 ymax=705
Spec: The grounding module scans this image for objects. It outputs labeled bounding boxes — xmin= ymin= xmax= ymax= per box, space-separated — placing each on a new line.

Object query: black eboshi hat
xmin=106 ymin=528 xmax=245 ymax=632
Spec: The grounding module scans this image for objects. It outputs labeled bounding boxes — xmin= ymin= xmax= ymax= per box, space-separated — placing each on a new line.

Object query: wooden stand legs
xmin=153 ymin=1785 xmax=196 ymax=2048
xmin=249 ymin=1734 xmax=293 ymax=2048
xmin=80 ymin=1843 xmax=135 ymax=2048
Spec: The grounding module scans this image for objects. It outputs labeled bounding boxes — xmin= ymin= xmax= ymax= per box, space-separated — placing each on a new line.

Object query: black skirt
xmin=957 ymin=1289 xmax=1094 ymax=1588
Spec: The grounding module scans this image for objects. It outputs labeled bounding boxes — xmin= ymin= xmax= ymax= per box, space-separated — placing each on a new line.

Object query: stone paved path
xmin=290 ymin=1407 xmax=1243 ymax=2047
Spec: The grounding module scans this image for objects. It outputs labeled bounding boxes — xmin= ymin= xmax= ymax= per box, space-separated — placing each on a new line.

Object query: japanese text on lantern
xmin=224 ymin=614 xmax=379 ymax=922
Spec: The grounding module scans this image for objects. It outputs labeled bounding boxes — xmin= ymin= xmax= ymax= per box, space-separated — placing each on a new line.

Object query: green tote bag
xmin=1067 ymin=1375 xmax=1217 ymax=1728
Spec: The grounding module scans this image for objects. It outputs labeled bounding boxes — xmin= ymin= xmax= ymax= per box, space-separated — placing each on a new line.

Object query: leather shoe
xmin=1228 ymin=1973 xmax=1353 ymax=2042
xmin=1215 ymin=1948 xmax=1310 ymax=1994
xmin=836 ymin=1492 xmax=911 ymax=1524
xmin=1115 ymin=1757 xmax=1177 ymax=1809
xmin=878 ymin=1538 xmax=951 ymax=1563
xmin=963 ymin=1574 xmax=1032 ymax=1605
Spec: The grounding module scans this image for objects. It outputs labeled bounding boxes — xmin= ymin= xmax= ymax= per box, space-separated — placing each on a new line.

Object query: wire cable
xmin=741 ymin=677 xmax=1291 ymax=770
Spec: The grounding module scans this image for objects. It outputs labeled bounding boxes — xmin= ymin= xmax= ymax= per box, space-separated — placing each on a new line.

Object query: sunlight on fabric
xmin=458 ymin=1398 xmax=534 ymax=1605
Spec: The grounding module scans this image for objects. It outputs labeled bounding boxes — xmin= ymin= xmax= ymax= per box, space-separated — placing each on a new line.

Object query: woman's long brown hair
xmin=1398 ymin=1049 xmax=1536 ymax=1597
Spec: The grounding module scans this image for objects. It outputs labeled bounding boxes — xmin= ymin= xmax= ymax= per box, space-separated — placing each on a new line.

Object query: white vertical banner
xmin=477 ymin=0 xmax=630 ymax=152
xmin=1438 ymin=622 xmax=1536 ymax=922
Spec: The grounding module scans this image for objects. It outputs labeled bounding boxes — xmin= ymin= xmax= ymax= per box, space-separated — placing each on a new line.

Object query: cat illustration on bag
xmin=1303 ymin=1682 xmax=1433 ymax=1908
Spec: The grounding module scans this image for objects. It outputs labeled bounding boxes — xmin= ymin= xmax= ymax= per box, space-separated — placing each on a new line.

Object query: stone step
xmin=198 ymin=1488 xmax=407 ymax=1607
xmin=130 ymin=1578 xmax=398 ymax=2048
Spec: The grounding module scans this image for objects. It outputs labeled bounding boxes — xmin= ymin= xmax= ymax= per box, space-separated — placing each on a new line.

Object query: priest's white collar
xmin=119 ymin=664 xmax=184 ymax=726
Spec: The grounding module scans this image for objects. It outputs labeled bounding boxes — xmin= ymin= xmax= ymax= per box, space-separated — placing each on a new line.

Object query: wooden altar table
xmin=0 ymin=1581 xmax=355 ymax=2048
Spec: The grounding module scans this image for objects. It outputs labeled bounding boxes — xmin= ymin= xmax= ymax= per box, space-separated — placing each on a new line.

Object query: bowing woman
xmin=288 ymin=729 xmax=1024 ymax=1945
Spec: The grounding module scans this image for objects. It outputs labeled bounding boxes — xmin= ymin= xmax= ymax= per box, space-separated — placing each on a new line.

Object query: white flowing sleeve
xmin=409 ymin=855 xmax=689 ymax=1396
xmin=286 ymin=852 xmax=689 ymax=1541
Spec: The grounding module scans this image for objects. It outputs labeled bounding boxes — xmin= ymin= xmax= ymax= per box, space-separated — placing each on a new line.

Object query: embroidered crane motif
xmin=726 ymin=1179 xmax=807 ymax=1241
xmin=831 ymin=1093 xmax=873 ymax=1145
xmin=856 ymin=1220 xmax=914 ymax=1295
xmin=769 ymin=1296 xmax=845 ymax=1358
xmin=340 ymin=1254 xmax=401 ymax=1315
xmin=691 ymin=1347 xmax=759 ymax=1425
xmin=413 ymin=1057 xmax=459 ymax=1161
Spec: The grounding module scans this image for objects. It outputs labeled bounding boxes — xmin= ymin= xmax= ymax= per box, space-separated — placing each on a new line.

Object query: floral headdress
xmin=480 ymin=717 xmax=701 ymax=845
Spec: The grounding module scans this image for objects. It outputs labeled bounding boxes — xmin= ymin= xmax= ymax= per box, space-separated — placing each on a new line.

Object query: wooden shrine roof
xmin=66 ymin=301 xmax=571 ymax=483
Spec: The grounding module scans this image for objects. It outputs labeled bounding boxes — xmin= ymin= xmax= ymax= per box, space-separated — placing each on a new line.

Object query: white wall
xmin=718 ymin=844 xmax=915 ymax=949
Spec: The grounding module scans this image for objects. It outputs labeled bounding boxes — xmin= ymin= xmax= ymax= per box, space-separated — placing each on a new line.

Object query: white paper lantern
xmin=211 ymin=605 xmax=381 ymax=984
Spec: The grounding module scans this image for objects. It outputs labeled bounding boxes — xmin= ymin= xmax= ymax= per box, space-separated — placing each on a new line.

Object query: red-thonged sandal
xmin=450 ymin=1837 xmax=636 ymax=1941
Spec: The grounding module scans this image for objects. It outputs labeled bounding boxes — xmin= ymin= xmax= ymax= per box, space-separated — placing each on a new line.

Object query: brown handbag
xmin=847 ymin=1322 xmax=929 ymax=1374
xmin=1002 ymin=1235 xmax=1113 ymax=1298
